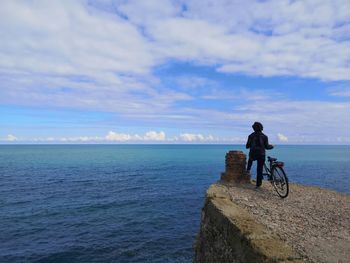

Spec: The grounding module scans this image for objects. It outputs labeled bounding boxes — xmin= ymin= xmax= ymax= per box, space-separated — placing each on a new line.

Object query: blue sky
xmin=1 ymin=0 xmax=350 ymax=144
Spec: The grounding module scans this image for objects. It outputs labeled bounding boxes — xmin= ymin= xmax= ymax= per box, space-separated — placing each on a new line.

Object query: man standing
xmin=246 ymin=122 xmax=274 ymax=189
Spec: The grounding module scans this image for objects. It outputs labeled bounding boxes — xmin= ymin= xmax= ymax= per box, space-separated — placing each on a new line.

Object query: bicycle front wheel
xmin=272 ymin=166 xmax=289 ymax=198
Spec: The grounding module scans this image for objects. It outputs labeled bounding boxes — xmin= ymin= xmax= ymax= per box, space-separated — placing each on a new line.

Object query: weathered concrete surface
xmin=194 ymin=184 xmax=306 ymax=263
xmin=224 ymin=181 xmax=350 ymax=263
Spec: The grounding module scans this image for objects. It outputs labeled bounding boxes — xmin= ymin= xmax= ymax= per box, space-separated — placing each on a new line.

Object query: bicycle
xmin=262 ymin=156 xmax=289 ymax=198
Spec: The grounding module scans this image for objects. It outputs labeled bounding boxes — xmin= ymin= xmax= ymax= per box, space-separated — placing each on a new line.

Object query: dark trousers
xmin=247 ymin=156 xmax=265 ymax=187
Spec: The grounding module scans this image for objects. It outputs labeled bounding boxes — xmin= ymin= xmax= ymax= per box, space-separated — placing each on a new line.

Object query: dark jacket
xmin=246 ymin=132 xmax=273 ymax=160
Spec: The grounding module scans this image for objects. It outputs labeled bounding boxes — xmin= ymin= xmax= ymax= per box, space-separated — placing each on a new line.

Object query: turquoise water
xmin=0 ymin=145 xmax=349 ymax=262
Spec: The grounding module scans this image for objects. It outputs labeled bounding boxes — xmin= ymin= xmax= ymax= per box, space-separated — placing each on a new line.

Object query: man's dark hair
xmin=252 ymin=122 xmax=263 ymax=132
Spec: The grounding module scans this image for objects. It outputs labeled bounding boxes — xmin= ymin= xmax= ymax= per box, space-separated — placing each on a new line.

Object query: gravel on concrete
xmin=220 ymin=180 xmax=350 ymax=263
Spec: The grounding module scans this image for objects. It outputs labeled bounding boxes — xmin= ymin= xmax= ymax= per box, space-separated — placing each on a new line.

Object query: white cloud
xmin=0 ymin=0 xmax=349 ymax=117
xmin=104 ymin=131 xmax=217 ymax=143
xmin=336 ymin=137 xmax=350 ymax=143
xmin=105 ymin=131 xmax=165 ymax=141
xmin=175 ymin=75 xmax=216 ymax=90
xmin=6 ymin=134 xmax=18 ymax=141
xmin=7 ymin=131 xmax=225 ymax=143
xmin=200 ymin=87 xmax=272 ymax=101
xmin=0 ymin=1 xmax=192 ymax=115
xmin=277 ymin=133 xmax=288 ymax=142
xmin=106 ymin=131 xmax=133 ymax=141
xmin=1 ymin=1 xmax=350 ymax=144
xmin=328 ymin=86 xmax=350 ymax=97
xmin=32 ymin=136 xmax=104 ymax=142
xmin=59 ymin=136 xmax=104 ymax=142
xmin=179 ymin=133 xmax=216 ymax=142
xmin=0 ymin=1 xmax=154 ymax=75
xmin=143 ymin=131 xmax=166 ymax=141
xmin=161 ymin=97 xmax=350 ymax=144
xmin=1 ymin=0 xmax=349 ymax=109
xmin=117 ymin=0 xmax=350 ymax=80
xmin=2 ymin=126 xmax=349 ymax=144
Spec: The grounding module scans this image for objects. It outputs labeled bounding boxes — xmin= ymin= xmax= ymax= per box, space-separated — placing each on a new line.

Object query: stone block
xmin=221 ymin=150 xmax=250 ymax=183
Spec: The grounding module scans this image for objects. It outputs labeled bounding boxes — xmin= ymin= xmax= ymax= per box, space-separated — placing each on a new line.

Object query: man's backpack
xmin=250 ymin=133 xmax=264 ymax=160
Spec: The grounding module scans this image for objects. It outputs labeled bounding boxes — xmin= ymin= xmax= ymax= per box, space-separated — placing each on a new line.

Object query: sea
xmin=1 ymin=145 xmax=349 ymax=263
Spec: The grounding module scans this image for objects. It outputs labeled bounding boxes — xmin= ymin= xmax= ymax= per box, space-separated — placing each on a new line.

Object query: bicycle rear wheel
xmin=271 ymin=166 xmax=289 ymax=198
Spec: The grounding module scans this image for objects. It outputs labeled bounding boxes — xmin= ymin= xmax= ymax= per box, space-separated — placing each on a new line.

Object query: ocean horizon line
xmin=1 ymin=143 xmax=350 ymax=146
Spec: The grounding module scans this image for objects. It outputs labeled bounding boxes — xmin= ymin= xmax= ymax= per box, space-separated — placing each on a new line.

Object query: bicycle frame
xmin=261 ymin=156 xmax=289 ymax=198
xmin=262 ymin=161 xmax=273 ymax=179
xmin=263 ymin=157 xmax=284 ymax=179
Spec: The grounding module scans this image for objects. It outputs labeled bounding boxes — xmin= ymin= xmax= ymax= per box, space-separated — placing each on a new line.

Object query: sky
xmin=1 ymin=0 xmax=350 ymax=144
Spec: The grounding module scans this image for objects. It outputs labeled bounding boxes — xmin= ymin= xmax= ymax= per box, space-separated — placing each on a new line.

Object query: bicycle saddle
xmin=268 ymin=156 xmax=277 ymax=162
